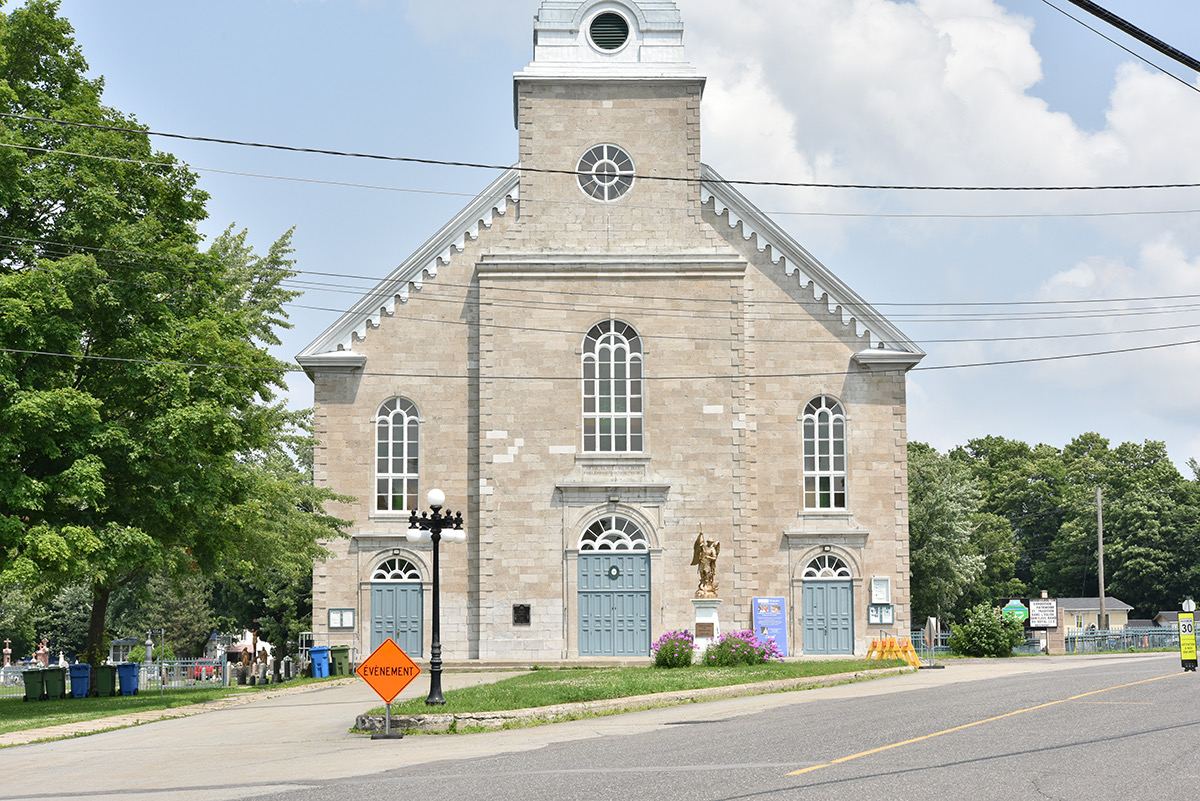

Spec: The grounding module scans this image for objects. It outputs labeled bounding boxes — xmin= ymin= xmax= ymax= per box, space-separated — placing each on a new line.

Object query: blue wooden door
xmin=802 ymin=581 xmax=854 ymax=655
xmin=370 ymin=583 xmax=423 ymax=656
xmin=578 ymin=553 xmax=650 ymax=656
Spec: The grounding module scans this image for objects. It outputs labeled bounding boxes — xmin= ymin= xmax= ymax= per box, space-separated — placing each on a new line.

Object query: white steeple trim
xmin=701 ymin=164 xmax=924 ymax=366
xmin=297 ymin=169 xmax=520 ymax=366
xmin=518 ymin=0 xmax=701 ymax=81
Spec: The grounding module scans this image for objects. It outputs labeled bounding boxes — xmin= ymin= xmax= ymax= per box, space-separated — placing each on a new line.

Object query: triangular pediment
xmin=297 ymin=164 xmax=923 ymax=372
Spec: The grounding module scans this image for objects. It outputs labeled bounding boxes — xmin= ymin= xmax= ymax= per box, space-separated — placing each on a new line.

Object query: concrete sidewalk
xmin=0 ymin=653 xmax=1172 ymax=801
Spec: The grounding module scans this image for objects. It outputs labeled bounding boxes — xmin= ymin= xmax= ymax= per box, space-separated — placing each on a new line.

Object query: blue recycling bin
xmin=69 ymin=664 xmax=92 ymax=699
xmin=117 ymin=662 xmax=139 ymax=696
xmin=309 ymin=647 xmax=330 ymax=678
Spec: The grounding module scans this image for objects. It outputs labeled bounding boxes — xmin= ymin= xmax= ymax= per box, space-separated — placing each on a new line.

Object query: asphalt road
xmin=1 ymin=654 xmax=1194 ymax=800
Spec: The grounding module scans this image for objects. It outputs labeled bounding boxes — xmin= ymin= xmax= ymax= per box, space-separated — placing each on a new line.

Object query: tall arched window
xmin=803 ymin=396 xmax=847 ymax=510
xmin=375 ymin=398 xmax=419 ymax=512
xmin=582 ymin=320 xmax=644 ymax=453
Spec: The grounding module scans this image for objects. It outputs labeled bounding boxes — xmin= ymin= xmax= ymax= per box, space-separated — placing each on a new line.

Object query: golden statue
xmin=691 ymin=529 xmax=720 ymax=599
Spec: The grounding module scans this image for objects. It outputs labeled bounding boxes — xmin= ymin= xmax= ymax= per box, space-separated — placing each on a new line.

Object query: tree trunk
xmin=84 ymin=584 xmax=111 ymax=665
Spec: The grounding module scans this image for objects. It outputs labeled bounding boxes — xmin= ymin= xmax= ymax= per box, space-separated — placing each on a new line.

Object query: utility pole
xmin=1097 ymin=487 xmax=1107 ymax=631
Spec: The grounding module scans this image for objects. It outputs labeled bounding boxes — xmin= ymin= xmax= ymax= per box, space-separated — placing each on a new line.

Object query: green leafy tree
xmin=210 ymin=420 xmax=350 ymax=663
xmin=0 ymin=2 xmax=348 ymax=656
xmin=908 ymin=442 xmax=985 ymax=621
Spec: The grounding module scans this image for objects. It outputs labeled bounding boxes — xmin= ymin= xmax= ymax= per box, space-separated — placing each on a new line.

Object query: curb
xmin=354 ymin=665 xmax=915 ymax=734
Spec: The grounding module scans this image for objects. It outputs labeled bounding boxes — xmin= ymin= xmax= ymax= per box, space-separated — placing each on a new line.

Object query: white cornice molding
xmin=295 ymin=351 xmax=367 ymax=376
xmin=853 ymin=348 xmax=926 ymax=371
xmin=296 ymin=168 xmax=520 ymax=363
xmin=701 ymin=164 xmax=924 ymax=367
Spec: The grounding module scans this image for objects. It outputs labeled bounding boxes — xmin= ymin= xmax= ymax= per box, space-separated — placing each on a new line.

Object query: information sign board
xmin=356 ymin=638 xmax=421 ymax=704
xmin=1028 ymin=598 xmax=1058 ymax=629
xmin=1001 ymin=599 xmax=1030 ymax=624
xmin=751 ymin=597 xmax=788 ymax=657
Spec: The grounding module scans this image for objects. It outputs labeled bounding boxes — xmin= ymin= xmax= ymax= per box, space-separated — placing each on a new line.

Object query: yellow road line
xmin=787 ymin=672 xmax=1184 ymax=776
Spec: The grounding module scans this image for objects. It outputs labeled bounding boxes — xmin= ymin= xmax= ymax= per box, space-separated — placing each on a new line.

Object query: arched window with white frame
xmin=579 ymin=515 xmax=649 ymax=551
xmin=803 ymin=396 xmax=847 ymax=510
xmin=372 ymin=557 xmax=422 ymax=582
xmin=803 ymin=554 xmax=852 ymax=579
xmin=582 ymin=320 xmax=644 ymax=453
xmin=375 ymin=398 xmax=419 ymax=513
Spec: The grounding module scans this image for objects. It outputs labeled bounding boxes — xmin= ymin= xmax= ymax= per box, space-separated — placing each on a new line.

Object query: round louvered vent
xmin=589 ymin=12 xmax=630 ymax=51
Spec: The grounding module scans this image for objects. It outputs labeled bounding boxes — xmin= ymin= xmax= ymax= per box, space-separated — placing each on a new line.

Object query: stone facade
xmin=299 ymin=0 xmax=923 ymax=662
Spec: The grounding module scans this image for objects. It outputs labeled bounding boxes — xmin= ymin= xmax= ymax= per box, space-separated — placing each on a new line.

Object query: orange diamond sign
xmin=355 ymin=638 xmax=422 ymax=704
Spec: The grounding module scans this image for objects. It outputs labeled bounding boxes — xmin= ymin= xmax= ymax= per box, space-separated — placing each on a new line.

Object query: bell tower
xmin=507 ymin=0 xmax=721 ymax=252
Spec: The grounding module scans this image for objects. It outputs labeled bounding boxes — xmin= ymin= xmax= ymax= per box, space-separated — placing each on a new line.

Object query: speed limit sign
xmin=1180 ymin=612 xmax=1197 ymax=671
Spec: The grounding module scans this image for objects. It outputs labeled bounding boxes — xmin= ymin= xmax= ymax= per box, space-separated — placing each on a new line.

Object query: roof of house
xmin=1155 ymin=611 xmax=1180 ymax=623
xmin=1057 ymin=596 xmax=1134 ymax=612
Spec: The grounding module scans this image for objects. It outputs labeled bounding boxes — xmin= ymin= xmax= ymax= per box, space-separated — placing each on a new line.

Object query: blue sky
xmin=44 ymin=0 xmax=1200 ymax=467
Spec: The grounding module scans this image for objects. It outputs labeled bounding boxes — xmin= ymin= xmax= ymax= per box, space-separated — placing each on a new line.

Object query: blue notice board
xmin=752 ymin=597 xmax=788 ymax=657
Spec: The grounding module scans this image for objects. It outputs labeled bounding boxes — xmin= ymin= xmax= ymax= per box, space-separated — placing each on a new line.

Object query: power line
xmin=1056 ymin=0 xmax=1200 ymax=75
xmin=11 ymin=234 xmax=1200 ymax=333
xmin=1039 ymin=0 xmax=1200 ymax=94
xmin=4 ymin=142 xmax=1200 ymax=226
xmin=5 ymin=335 xmax=1200 ymax=382
xmin=4 ymin=112 xmax=1200 ymax=192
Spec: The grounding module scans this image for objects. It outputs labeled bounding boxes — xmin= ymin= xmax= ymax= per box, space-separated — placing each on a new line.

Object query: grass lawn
xmin=377 ymin=659 xmax=908 ymax=716
xmin=0 ymin=676 xmax=344 ymax=736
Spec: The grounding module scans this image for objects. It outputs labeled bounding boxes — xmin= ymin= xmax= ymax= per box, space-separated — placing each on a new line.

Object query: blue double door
xmin=802 ymin=581 xmax=854 ymax=655
xmin=578 ymin=553 xmax=651 ymax=656
xmin=370 ymin=583 xmax=423 ymax=655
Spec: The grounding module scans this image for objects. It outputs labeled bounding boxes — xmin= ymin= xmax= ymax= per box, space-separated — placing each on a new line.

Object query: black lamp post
xmin=406 ymin=488 xmax=464 ymax=706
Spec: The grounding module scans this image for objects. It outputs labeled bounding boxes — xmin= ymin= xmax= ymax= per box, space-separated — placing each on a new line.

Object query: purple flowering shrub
xmin=651 ymin=629 xmax=695 ymax=668
xmin=702 ymin=629 xmax=785 ymax=666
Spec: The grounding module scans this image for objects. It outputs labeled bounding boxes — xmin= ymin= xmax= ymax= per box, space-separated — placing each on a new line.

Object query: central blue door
xmin=578 ymin=553 xmax=651 ymax=656
xmin=370 ymin=583 xmax=423 ymax=655
xmin=802 ymin=580 xmax=853 ymax=655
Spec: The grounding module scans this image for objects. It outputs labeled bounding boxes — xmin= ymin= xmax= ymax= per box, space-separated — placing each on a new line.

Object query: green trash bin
xmin=329 ymin=646 xmax=350 ymax=676
xmin=42 ymin=667 xmax=67 ymax=700
xmin=21 ymin=668 xmax=45 ymax=702
xmin=94 ymin=664 xmax=117 ymax=697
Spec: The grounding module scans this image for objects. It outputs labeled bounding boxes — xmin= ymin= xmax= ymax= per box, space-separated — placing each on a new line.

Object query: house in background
xmin=1060 ymin=597 xmax=1134 ymax=631
xmin=1153 ymin=610 xmax=1180 ymax=628
xmin=299 ymin=0 xmax=924 ymax=661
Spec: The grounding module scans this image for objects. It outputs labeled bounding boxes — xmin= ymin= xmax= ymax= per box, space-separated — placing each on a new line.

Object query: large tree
xmin=0 ymin=1 xmax=346 ymax=660
xmin=908 ymin=442 xmax=985 ymax=622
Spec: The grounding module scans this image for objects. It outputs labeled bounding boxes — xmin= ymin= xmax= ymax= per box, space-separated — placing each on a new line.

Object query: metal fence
xmin=139 ymin=658 xmax=228 ymax=692
xmin=908 ymin=626 xmax=1181 ymax=657
xmin=1066 ymin=627 xmax=1179 ymax=654
xmin=0 ymin=658 xmax=231 ymax=700
xmin=0 ymin=663 xmax=37 ymax=700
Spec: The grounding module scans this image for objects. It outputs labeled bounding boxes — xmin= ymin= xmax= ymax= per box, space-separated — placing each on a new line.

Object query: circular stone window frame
xmin=576 ymin=143 xmax=637 ymax=203
xmin=586 ymin=9 xmax=633 ymax=55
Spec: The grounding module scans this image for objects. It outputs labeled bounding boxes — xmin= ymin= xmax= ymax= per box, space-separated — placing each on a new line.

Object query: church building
xmin=298 ymin=0 xmax=924 ymax=661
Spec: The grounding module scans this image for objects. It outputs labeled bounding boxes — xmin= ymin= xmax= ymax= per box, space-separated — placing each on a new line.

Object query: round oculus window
xmin=577 ymin=144 xmax=635 ymax=202
xmin=589 ymin=12 xmax=630 ymax=51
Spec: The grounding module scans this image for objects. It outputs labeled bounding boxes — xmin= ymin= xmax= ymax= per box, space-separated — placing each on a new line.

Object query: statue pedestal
xmin=692 ymin=598 xmax=722 ymax=662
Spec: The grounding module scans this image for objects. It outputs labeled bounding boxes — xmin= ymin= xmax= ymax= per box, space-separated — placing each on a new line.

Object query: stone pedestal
xmin=692 ymin=598 xmax=723 ymax=661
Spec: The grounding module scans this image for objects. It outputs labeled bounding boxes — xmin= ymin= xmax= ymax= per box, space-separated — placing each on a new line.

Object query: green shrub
xmin=948 ymin=603 xmax=1026 ymax=657
xmin=651 ymin=630 xmax=695 ymax=668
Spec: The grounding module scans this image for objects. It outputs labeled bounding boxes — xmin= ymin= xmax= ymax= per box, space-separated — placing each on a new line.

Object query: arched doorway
xmin=801 ymin=554 xmax=854 ymax=655
xmin=577 ymin=515 xmax=651 ymax=656
xmin=369 ymin=557 xmax=423 ymax=655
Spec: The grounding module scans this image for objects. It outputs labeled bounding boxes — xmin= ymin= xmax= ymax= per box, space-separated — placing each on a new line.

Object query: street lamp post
xmin=407 ymin=488 xmax=465 ymax=706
